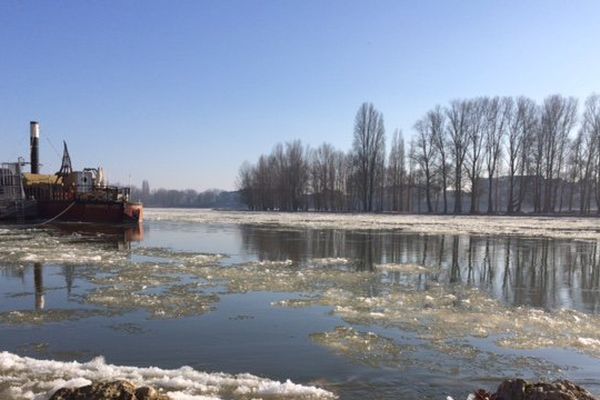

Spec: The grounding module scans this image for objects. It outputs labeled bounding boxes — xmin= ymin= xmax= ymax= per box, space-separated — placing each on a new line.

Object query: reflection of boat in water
xmin=27 ymin=223 xmax=144 ymax=311
xmin=0 ymin=121 xmax=143 ymax=225
xmin=48 ymin=223 xmax=145 ymax=248
xmin=34 ymin=262 xmax=44 ymax=311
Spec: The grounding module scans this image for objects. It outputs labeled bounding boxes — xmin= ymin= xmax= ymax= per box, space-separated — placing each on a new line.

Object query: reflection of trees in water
xmin=0 ymin=265 xmax=26 ymax=281
xmin=238 ymin=225 xmax=600 ymax=312
xmin=451 ymin=236 xmax=462 ymax=284
xmin=63 ymin=265 xmax=75 ymax=295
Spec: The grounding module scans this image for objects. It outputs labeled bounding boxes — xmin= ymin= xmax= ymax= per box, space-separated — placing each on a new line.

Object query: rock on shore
xmin=47 ymin=378 xmax=599 ymax=400
xmin=49 ymin=380 xmax=169 ymax=400
xmin=473 ymin=379 xmax=598 ymax=400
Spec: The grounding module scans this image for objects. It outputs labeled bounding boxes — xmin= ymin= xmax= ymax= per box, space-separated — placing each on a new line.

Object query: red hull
xmin=37 ymin=200 xmax=143 ymax=225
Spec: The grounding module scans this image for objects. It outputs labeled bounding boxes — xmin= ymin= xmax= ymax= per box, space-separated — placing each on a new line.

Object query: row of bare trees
xmin=238 ymin=95 xmax=600 ymax=214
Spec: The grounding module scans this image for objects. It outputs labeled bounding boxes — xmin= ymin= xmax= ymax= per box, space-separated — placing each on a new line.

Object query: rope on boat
xmin=36 ymin=201 xmax=77 ymax=226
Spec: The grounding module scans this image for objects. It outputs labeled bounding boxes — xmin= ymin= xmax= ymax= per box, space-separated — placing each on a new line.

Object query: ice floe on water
xmin=313 ymin=286 xmax=600 ymax=358
xmin=309 ymin=326 xmax=560 ymax=378
xmin=0 ymin=309 xmax=108 ymax=326
xmin=134 ymin=247 xmax=226 ymax=265
xmin=2 ymin=227 xmax=600 ymax=361
xmin=0 ymin=233 xmax=224 ymax=322
xmin=306 ymin=258 xmax=351 ymax=266
xmin=85 ymin=282 xmax=219 ymax=319
xmin=0 ymin=351 xmax=336 ymax=400
xmin=146 ymin=208 xmax=600 ymax=241
xmin=1 ymin=223 xmax=600 ymax=395
xmin=374 ymin=263 xmax=430 ymax=273
xmin=0 ymin=229 xmax=128 ymax=267
xmin=310 ymin=327 xmax=412 ymax=369
xmin=253 ymin=259 xmax=294 ymax=267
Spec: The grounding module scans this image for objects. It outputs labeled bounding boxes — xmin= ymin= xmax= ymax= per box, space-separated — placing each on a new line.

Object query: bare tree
xmin=387 ymin=129 xmax=405 ymax=211
xmin=284 ymin=140 xmax=309 ymax=211
xmin=506 ymin=97 xmax=537 ymax=213
xmin=332 ymin=150 xmax=348 ymax=210
xmin=568 ymin=132 xmax=583 ymax=212
xmin=237 ymin=161 xmax=255 ymax=210
xmin=446 ymin=100 xmax=473 ymax=213
xmin=580 ymin=94 xmax=600 ymax=213
xmin=484 ymin=97 xmax=509 ymax=213
xmin=428 ymin=106 xmax=449 ymax=213
xmin=352 ymin=102 xmax=386 ymax=212
xmin=309 ymin=143 xmax=337 ymax=210
xmin=257 ymin=154 xmax=274 ymax=210
xmin=413 ymin=116 xmax=438 ymax=212
xmin=465 ymin=98 xmax=486 ymax=213
xmin=540 ymin=95 xmax=577 ymax=213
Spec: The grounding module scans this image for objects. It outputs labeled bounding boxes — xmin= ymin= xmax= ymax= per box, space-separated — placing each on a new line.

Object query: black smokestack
xmin=30 ymin=121 xmax=39 ymax=174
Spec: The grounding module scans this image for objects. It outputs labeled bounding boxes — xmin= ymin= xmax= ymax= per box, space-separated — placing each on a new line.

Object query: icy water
xmin=1 ymin=213 xmax=600 ymax=400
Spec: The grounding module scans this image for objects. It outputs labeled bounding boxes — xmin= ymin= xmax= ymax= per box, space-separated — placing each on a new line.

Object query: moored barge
xmin=0 ymin=121 xmax=143 ymax=225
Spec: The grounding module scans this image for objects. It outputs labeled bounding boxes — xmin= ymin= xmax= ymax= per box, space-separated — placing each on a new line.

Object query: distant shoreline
xmin=144 ymin=208 xmax=600 ymax=241
xmin=145 ymin=205 xmax=600 ymax=219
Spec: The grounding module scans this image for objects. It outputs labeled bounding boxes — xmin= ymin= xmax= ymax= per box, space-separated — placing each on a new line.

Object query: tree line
xmin=131 ymin=180 xmax=242 ymax=208
xmin=238 ymin=94 xmax=600 ymax=214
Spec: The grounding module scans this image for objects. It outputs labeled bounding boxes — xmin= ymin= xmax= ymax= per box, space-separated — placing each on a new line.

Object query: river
xmin=0 ymin=210 xmax=599 ymax=399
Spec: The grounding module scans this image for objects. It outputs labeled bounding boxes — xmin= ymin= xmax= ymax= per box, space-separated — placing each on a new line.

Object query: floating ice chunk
xmin=310 ymin=327 xmax=412 ymax=368
xmin=374 ymin=263 xmax=430 ymax=273
xmin=167 ymin=393 xmax=221 ymax=400
xmin=578 ymin=337 xmax=600 ymax=347
xmin=255 ymin=259 xmax=294 ymax=267
xmin=0 ymin=309 xmax=107 ymax=326
xmin=307 ymin=258 xmax=351 ymax=266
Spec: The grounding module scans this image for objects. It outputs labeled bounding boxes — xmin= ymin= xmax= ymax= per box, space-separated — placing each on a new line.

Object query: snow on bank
xmin=0 ymin=351 xmax=336 ymax=400
xmin=145 ymin=209 xmax=600 ymax=241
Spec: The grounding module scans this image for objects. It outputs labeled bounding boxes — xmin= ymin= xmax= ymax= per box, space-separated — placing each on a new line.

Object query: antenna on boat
xmin=56 ymin=141 xmax=73 ymax=177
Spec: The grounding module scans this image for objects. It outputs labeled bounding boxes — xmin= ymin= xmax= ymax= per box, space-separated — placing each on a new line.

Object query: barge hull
xmin=37 ymin=201 xmax=143 ymax=224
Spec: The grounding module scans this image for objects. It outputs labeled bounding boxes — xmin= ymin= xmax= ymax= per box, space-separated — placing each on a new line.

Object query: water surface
xmin=1 ymin=216 xmax=599 ymax=399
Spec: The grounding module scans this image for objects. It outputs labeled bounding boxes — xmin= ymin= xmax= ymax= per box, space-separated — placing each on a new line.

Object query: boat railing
xmin=25 ymin=183 xmax=131 ymax=202
xmin=75 ymin=186 xmax=130 ymax=202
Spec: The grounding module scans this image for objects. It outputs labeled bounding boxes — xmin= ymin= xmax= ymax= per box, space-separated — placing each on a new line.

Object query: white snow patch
xmin=0 ymin=351 xmax=336 ymax=400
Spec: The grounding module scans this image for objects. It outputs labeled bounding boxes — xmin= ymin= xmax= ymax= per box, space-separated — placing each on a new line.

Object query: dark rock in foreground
xmin=473 ymin=379 xmax=598 ymax=400
xmin=47 ymin=377 xmax=599 ymax=400
xmin=49 ymin=380 xmax=169 ymax=400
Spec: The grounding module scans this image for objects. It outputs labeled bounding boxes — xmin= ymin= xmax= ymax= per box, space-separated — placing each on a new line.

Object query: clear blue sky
xmin=1 ymin=1 xmax=599 ymax=191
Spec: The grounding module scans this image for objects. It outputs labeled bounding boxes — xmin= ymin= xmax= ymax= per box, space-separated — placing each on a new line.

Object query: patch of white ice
xmin=0 ymin=351 xmax=336 ymax=400
xmin=374 ymin=263 xmax=430 ymax=274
